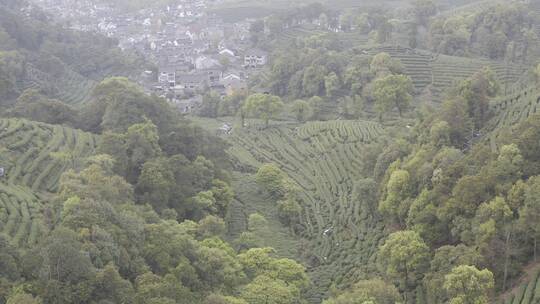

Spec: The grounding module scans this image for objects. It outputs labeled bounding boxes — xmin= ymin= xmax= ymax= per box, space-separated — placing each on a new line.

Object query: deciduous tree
xmin=255 ymin=164 xmax=287 ymax=198
xmin=290 ymin=99 xmax=313 ymax=123
xmin=373 ymin=74 xmax=413 ymax=120
xmin=242 ymin=93 xmax=284 ymax=128
xmin=378 ymin=230 xmax=430 ymax=296
xmin=443 ymin=265 xmax=494 ymax=304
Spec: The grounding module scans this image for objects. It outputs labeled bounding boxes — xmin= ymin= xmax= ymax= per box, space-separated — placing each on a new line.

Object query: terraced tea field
xmin=363 ymin=46 xmax=525 ymax=99
xmin=0 ymin=183 xmax=47 ymax=247
xmin=486 ymin=85 xmax=540 ymax=151
xmin=227 ymin=120 xmax=386 ymax=302
xmin=438 ymin=0 xmax=501 ymax=18
xmin=336 ymin=32 xmax=371 ymax=48
xmin=274 ymin=26 xmax=326 ymax=44
xmin=368 ymin=46 xmax=434 ymax=92
xmin=489 ymin=86 xmax=540 ymax=130
xmin=0 ymin=118 xmax=98 ymax=246
xmin=502 ymin=269 xmax=540 ymax=304
xmin=431 ymin=55 xmax=525 ymax=97
xmin=54 ymin=68 xmax=97 ymax=105
xmin=23 ymin=63 xmax=96 ymax=105
xmin=431 ymin=55 xmax=489 ymax=93
xmin=0 ymin=118 xmax=98 ymax=192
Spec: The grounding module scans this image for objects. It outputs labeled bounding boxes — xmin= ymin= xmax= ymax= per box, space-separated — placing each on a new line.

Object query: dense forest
xmin=2 ymin=0 xmax=540 ymax=303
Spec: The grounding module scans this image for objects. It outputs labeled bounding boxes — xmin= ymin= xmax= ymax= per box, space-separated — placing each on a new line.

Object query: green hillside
xmin=0 ymin=118 xmax=97 ymax=251
xmin=487 ymin=85 xmax=540 ymax=151
xmin=0 ymin=118 xmax=97 ymax=192
xmin=0 ymin=183 xmax=46 ymax=247
xmin=20 ymin=63 xmax=97 ymax=105
xmin=3 ymin=0 xmax=540 ymax=303
xmin=0 ymin=2 xmax=146 ymax=106
xmin=365 ymin=46 xmax=528 ymax=98
xmin=226 ymin=120 xmax=386 ymax=302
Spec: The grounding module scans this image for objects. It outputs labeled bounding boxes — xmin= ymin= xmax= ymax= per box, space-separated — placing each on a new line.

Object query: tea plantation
xmin=23 ymin=63 xmax=97 ymax=105
xmin=486 ymin=84 xmax=540 ymax=151
xmin=0 ymin=118 xmax=98 ymax=192
xmin=502 ymin=269 xmax=540 ymax=304
xmin=0 ymin=183 xmax=46 ymax=247
xmin=0 ymin=118 xmax=98 ymax=246
xmin=227 ymin=120 xmax=386 ymax=302
xmin=365 ymin=46 xmax=527 ymax=99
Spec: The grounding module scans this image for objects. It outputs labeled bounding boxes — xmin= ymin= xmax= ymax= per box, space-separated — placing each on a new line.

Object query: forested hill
xmin=193 ymin=0 xmax=540 ymax=303
xmin=4 ymin=0 xmax=540 ymax=304
xmin=0 ymin=0 xmax=147 ymax=107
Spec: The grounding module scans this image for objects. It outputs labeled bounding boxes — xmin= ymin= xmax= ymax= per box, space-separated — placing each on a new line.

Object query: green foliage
xmin=373 ymin=74 xmax=413 ymax=119
xmin=6 ymin=292 xmax=42 ymax=304
xmin=0 ymin=6 xmax=143 ymax=106
xmin=205 ymin=294 xmax=248 ymax=304
xmin=248 ymin=213 xmax=268 ymax=232
xmin=93 ymin=263 xmax=135 ymax=304
xmin=255 ymin=164 xmax=287 ymax=199
xmin=0 ymin=118 xmax=97 ymax=193
xmin=277 ymin=198 xmax=302 ymax=226
xmin=322 ymin=279 xmax=401 ymax=304
xmin=370 ymin=53 xmax=404 ymax=77
xmin=5 ymin=1 xmax=540 ymax=303
xmin=211 ymin=179 xmax=234 ymax=218
xmin=134 ymin=272 xmax=193 ymax=304
xmin=0 ymin=51 xmax=24 ymax=101
xmin=0 ymin=234 xmax=20 ymax=280
xmin=290 ymin=99 xmax=314 ymax=123
xmin=452 ymin=67 xmax=499 ymax=129
xmin=136 ymin=157 xmax=175 ymax=212
xmin=443 ymin=265 xmax=494 ymax=304
xmin=198 ymin=216 xmax=226 ymax=238
xmin=11 ymin=89 xmax=77 ymax=124
xmin=228 ymin=121 xmax=384 ymax=301
xmin=242 ymin=93 xmax=284 ymax=128
xmin=240 ymin=275 xmax=300 ymax=304
xmin=427 ymin=3 xmax=539 ymax=62
xmin=412 ymin=0 xmax=437 ymax=26
xmin=518 ymin=176 xmax=540 ymax=257
xmin=235 ymin=247 xmax=309 ymax=303
xmin=82 ymin=77 xmax=177 ymax=134
xmin=199 ymin=91 xmax=222 ymax=118
xmin=430 ymin=120 xmax=451 ymax=147
xmin=378 ymin=230 xmax=430 ymax=292
xmin=406 ymin=189 xmax=444 ymax=244
xmin=379 ymin=169 xmax=412 ymax=225
xmin=437 ymin=97 xmax=473 ymax=147
xmin=424 ymin=245 xmax=484 ymax=303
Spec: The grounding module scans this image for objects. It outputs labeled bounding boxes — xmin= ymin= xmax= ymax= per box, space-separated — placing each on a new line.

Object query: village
xmin=30 ymin=0 xmax=268 ymax=115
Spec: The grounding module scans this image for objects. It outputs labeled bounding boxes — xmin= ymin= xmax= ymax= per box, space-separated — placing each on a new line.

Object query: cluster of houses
xmin=154 ymin=45 xmax=268 ymax=113
xmin=139 ymin=10 xmax=268 ymax=113
xmin=155 ymin=44 xmax=267 ymax=102
xmin=32 ymin=0 xmax=270 ymax=114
